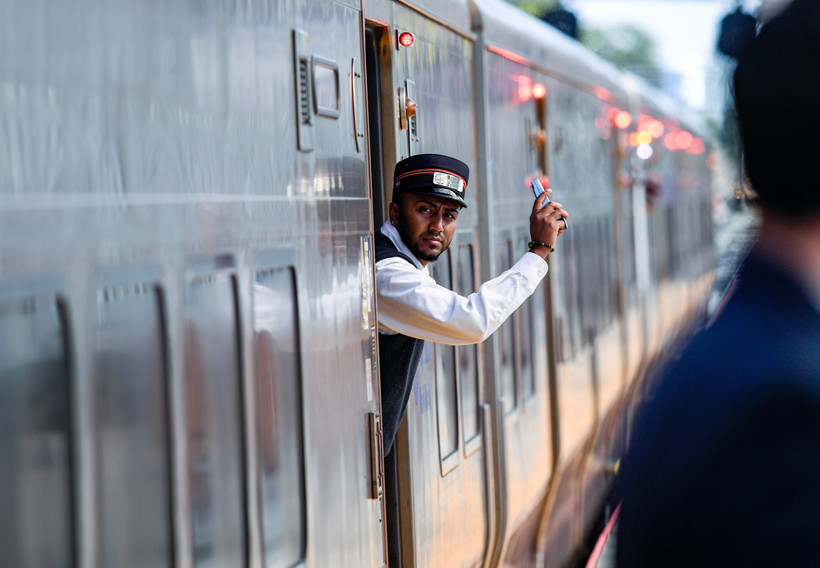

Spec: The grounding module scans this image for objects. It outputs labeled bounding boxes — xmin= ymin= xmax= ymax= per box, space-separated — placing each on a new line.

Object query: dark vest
xmin=374 ymin=231 xmax=426 ymax=455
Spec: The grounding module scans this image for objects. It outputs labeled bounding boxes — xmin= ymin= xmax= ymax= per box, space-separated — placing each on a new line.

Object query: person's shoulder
xmin=374 ymin=231 xmax=416 ymax=266
xmin=715 ymin=256 xmax=820 ymax=368
xmin=376 ymin=256 xmax=419 ymax=270
xmin=626 ymin=263 xmax=820 ymax=471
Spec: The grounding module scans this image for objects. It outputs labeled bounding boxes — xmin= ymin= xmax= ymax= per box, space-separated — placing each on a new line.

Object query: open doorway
xmin=365 ymin=26 xmax=388 ymax=228
xmin=365 ymin=22 xmax=406 ymax=568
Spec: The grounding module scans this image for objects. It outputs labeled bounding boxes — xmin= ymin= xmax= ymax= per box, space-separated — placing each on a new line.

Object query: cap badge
xmin=433 ymin=172 xmax=464 ymax=193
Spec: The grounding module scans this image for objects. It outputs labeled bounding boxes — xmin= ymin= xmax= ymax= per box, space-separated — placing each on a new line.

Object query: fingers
xmin=543 ymin=201 xmax=569 ymax=222
xmin=531 ymin=187 xmax=556 ymax=213
xmin=533 ymin=191 xmax=549 ymax=213
xmin=530 ymin=199 xmax=570 ymax=247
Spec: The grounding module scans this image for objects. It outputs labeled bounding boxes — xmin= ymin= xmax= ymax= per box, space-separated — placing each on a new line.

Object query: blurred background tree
xmin=510 ymin=0 xmax=752 ymax=214
xmin=581 ymin=25 xmax=662 ymax=86
xmin=511 ymin=0 xmax=663 ymax=87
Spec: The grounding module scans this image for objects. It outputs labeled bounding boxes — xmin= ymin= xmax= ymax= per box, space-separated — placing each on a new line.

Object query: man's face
xmin=390 ymin=193 xmax=461 ymax=265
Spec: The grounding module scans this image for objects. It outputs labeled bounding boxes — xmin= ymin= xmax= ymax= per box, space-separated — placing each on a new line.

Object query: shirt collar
xmin=379 ymin=220 xmax=429 ymax=274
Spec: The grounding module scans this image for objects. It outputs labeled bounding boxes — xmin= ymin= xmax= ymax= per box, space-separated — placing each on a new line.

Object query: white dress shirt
xmin=376 ymin=220 xmax=549 ymax=345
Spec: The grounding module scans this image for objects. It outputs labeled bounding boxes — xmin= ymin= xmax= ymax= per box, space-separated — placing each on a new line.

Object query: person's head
xmin=733 ymin=0 xmax=820 ymax=220
xmin=389 ymin=154 xmax=469 ymax=265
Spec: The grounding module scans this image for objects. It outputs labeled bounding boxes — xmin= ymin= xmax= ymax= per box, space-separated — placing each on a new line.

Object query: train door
xmin=473 ymin=44 xmax=556 ymax=564
xmin=363 ymin=3 xmax=490 ymax=566
xmin=609 ymin=105 xmax=644 ymax=387
xmin=530 ymin=77 xmax=607 ymax=568
xmin=287 ymin=2 xmax=388 ymax=566
xmin=364 ymin=21 xmax=401 ymax=568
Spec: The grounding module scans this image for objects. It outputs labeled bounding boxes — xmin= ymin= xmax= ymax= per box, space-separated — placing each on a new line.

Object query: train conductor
xmin=374 ymin=153 xmax=569 ymax=454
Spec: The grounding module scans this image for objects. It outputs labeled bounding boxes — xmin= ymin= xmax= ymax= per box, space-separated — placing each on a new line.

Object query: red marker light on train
xmin=399 ymin=32 xmax=415 ymax=47
xmin=675 ymin=130 xmax=694 ymax=150
xmin=614 ymin=111 xmax=632 ymax=129
xmin=532 ymin=83 xmax=547 ymax=99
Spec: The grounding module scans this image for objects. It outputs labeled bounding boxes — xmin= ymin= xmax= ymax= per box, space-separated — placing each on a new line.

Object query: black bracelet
xmin=528 ymin=240 xmax=555 ymax=253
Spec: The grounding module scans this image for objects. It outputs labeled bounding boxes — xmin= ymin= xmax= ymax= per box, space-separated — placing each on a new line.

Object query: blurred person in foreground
xmin=616 ymin=0 xmax=820 ymax=565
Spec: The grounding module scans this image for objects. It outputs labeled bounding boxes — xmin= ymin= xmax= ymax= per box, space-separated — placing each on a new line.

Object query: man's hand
xmin=528 ymin=188 xmax=569 ymax=259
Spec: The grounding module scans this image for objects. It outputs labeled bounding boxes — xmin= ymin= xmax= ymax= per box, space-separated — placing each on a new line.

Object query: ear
xmin=388 ymin=201 xmax=399 ymax=226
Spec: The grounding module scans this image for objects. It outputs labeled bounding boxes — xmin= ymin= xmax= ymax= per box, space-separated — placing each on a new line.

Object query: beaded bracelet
xmin=528 ymin=240 xmax=555 ymax=253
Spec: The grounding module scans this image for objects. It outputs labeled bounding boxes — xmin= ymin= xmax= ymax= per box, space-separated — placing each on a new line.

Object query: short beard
xmin=413 ymin=249 xmax=442 ymax=262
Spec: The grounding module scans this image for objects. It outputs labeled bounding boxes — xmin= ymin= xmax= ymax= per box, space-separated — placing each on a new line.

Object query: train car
xmin=0 ymin=1 xmax=714 ymax=567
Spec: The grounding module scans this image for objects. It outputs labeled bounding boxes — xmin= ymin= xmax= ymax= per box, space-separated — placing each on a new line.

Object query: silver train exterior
xmin=0 ymin=0 xmax=715 ymax=567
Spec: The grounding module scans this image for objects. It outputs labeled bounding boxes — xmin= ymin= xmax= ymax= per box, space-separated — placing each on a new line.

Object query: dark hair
xmin=733 ymin=0 xmax=820 ymax=219
xmin=391 ymin=191 xmax=412 ymax=206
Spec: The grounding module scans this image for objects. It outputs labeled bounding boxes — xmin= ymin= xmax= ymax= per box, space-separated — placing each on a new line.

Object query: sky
xmin=566 ymin=0 xmax=765 ymax=116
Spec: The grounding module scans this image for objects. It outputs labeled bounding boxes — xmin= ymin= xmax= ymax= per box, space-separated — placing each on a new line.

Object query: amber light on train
xmin=532 ymin=83 xmax=547 ymax=99
xmin=635 ymin=114 xmax=665 ymax=140
xmin=645 ymin=119 xmax=664 ymax=139
xmin=610 ymin=109 xmax=632 ymax=129
xmin=630 ymin=131 xmax=653 ymax=146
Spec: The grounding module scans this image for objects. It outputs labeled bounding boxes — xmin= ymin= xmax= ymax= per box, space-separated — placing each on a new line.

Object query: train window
xmin=620 ymin=192 xmax=637 ymax=298
xmin=591 ymin=220 xmax=602 ymax=329
xmin=93 ymin=278 xmax=172 ymax=566
xmin=550 ymin=229 xmax=569 ymax=361
xmin=604 ymin=218 xmax=614 ymax=323
xmin=431 ymin=250 xmax=459 ymax=468
xmin=517 ymin=237 xmax=536 ymax=401
xmin=312 ymin=56 xmax=340 ymax=119
xmin=588 ymin=219 xmax=599 ymax=329
xmin=667 ymin=206 xmax=679 ymax=278
xmin=562 ymin=224 xmax=581 ymax=355
xmin=578 ymin=221 xmax=592 ymax=346
xmin=592 ymin=219 xmax=605 ymax=329
xmin=184 ymin=266 xmax=247 ymax=566
xmin=455 ymin=243 xmax=481 ymax=447
xmin=0 ymin=293 xmax=73 ymax=567
xmin=599 ymin=218 xmax=609 ymax=324
xmin=497 ymin=239 xmax=518 ymax=415
xmin=605 ymin=216 xmax=617 ymax=324
xmin=655 ymin=209 xmax=671 ymax=281
xmin=253 ymin=265 xmax=307 ymax=567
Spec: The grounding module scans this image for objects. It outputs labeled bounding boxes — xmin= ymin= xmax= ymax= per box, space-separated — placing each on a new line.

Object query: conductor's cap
xmin=393 ymin=153 xmax=469 ymax=208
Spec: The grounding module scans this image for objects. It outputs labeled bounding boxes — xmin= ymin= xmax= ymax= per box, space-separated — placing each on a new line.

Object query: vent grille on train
xmin=299 ymin=59 xmax=311 ymax=126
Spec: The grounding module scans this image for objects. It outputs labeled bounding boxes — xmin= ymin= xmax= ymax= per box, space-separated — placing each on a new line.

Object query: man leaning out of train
xmin=616 ymin=0 xmax=820 ymax=566
xmin=374 ymin=153 xmax=568 ymax=455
